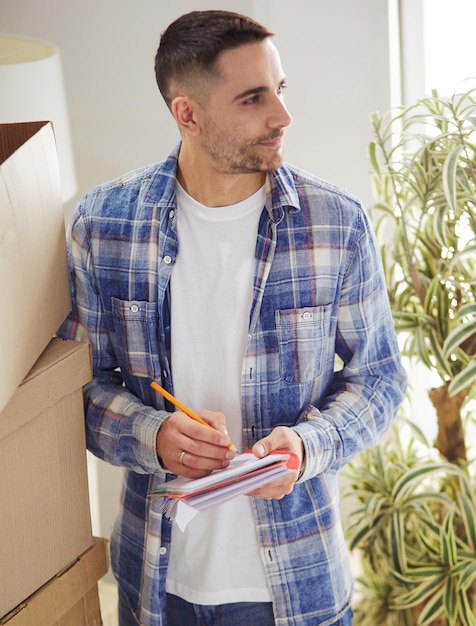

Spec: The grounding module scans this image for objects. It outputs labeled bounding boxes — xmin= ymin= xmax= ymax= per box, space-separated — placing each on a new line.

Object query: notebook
xmin=151 ymin=450 xmax=300 ymax=530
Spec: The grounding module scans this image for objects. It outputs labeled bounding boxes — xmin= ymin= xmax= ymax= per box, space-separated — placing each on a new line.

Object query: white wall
xmin=1 ymin=0 xmax=393 ymax=548
xmin=2 ymin=0 xmax=392 ymax=211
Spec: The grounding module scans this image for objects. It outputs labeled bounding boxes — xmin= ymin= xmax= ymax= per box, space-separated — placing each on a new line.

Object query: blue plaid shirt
xmin=58 ymin=145 xmax=406 ymax=625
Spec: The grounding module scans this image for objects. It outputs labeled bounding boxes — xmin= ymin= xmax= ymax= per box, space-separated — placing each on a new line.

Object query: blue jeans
xmin=118 ymin=588 xmax=353 ymax=625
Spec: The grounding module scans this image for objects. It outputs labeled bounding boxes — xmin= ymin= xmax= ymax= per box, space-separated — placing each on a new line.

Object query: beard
xmin=201 ymin=116 xmax=284 ymax=174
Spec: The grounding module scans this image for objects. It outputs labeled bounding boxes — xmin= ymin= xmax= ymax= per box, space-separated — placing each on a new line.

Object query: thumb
xmin=252 ymin=433 xmax=275 ymax=458
xmin=252 ymin=426 xmax=301 ymax=459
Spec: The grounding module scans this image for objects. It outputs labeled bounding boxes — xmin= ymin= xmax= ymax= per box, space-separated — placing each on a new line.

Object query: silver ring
xmin=179 ymin=450 xmax=186 ymax=465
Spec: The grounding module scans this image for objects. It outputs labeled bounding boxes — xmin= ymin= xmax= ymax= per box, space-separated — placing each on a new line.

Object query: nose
xmin=269 ymin=96 xmax=293 ymax=129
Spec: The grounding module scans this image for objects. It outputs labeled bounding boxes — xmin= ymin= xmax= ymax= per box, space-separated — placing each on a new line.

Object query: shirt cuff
xmin=131 ymin=407 xmax=171 ymax=473
xmin=293 ymin=418 xmax=336 ymax=481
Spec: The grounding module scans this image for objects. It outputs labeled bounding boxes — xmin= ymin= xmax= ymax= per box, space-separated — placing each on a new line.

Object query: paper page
xmin=187 ymin=464 xmax=292 ymax=510
xmin=174 ymin=501 xmax=200 ymax=532
xmin=152 ymin=452 xmax=291 ymax=495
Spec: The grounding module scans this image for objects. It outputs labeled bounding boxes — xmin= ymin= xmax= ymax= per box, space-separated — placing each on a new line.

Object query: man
xmin=58 ymin=10 xmax=407 ymax=626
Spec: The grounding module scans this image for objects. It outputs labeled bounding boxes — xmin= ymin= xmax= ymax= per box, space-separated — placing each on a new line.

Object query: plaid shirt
xmin=58 ymin=145 xmax=406 ymax=625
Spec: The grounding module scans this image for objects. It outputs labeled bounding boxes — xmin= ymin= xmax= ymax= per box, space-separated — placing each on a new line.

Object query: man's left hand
xmin=246 ymin=426 xmax=304 ymax=500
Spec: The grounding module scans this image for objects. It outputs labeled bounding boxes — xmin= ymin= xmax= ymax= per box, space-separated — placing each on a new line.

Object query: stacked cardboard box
xmin=0 ymin=121 xmax=71 ymax=414
xmin=1 ymin=538 xmax=109 ymax=626
xmin=0 ymin=123 xmax=108 ymax=624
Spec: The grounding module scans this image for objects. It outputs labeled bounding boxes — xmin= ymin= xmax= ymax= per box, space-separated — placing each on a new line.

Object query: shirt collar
xmin=143 ymin=143 xmax=302 ymax=223
xmin=266 ymin=166 xmax=302 ymax=224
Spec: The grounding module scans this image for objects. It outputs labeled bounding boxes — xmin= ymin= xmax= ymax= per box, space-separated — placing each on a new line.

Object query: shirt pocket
xmin=111 ymin=297 xmax=160 ymax=378
xmin=275 ymin=305 xmax=332 ymax=384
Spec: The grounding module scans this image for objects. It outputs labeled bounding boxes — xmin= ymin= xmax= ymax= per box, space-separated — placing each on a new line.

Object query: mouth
xmin=258 ymin=134 xmax=284 ymax=149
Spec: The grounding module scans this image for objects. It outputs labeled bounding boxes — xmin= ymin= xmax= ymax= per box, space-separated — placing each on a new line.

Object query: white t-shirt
xmin=166 ymin=182 xmax=272 ymax=605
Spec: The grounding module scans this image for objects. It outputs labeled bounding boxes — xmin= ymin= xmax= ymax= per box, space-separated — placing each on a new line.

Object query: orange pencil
xmin=151 ymin=381 xmax=239 ymax=453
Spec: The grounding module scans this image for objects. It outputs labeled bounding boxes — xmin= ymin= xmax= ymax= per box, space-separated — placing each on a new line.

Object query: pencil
xmin=150 ymin=381 xmax=239 ymax=453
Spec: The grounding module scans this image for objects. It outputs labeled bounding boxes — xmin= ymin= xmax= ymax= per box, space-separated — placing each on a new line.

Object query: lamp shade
xmin=0 ymin=34 xmax=77 ymax=203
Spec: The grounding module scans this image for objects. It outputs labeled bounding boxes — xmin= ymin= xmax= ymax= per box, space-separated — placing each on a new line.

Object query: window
xmin=423 ymin=0 xmax=476 ymax=96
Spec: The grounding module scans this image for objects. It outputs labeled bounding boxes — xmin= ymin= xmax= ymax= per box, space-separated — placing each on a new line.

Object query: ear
xmin=171 ymin=96 xmax=202 ymax=136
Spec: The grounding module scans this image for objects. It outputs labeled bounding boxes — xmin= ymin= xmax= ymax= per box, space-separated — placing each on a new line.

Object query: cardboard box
xmin=0 ymin=338 xmax=93 ymax=618
xmin=1 ymin=537 xmax=109 ymax=626
xmin=0 ymin=121 xmax=71 ymax=413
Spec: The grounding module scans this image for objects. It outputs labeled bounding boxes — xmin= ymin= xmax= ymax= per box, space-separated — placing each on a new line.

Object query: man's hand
xmin=247 ymin=426 xmax=304 ymax=500
xmin=156 ymin=409 xmax=235 ymax=478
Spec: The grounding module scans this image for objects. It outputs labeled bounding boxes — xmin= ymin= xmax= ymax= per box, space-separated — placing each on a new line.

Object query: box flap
xmin=0 ymin=338 xmax=91 ymax=441
xmin=0 ymin=538 xmax=109 ymax=626
xmin=0 ymin=121 xmax=49 ymax=165
xmin=0 ymin=121 xmax=71 ymax=413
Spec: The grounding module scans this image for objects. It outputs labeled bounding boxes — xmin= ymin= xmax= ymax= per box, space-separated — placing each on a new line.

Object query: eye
xmin=243 ymin=94 xmax=261 ymax=106
xmin=277 ymin=80 xmax=288 ymax=96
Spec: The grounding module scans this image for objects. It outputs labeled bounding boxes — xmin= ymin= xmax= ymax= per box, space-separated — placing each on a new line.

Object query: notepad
xmin=151 ymin=450 xmax=300 ymax=531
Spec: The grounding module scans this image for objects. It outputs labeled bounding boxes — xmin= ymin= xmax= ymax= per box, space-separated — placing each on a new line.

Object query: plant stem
xmin=429 ymin=383 xmax=468 ymax=461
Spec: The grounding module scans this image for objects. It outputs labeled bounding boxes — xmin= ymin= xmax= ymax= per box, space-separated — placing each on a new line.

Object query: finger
xmin=156 ymin=412 xmax=233 ymax=476
xmin=159 ymin=411 xmax=230 ymax=453
xmin=164 ymin=440 xmax=233 ymax=476
xmin=180 ymin=411 xmax=232 ymax=449
xmin=196 ymin=410 xmax=229 ymax=434
xmin=172 ymin=449 xmax=230 ymax=479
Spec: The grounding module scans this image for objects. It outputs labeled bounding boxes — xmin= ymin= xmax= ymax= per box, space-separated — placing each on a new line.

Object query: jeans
xmin=118 ymin=588 xmax=353 ymax=625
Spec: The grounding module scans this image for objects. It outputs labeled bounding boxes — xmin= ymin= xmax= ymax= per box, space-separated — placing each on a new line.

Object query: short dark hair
xmin=154 ymin=10 xmax=273 ymax=108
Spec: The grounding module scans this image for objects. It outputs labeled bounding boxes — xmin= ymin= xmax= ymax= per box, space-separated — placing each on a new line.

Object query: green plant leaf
xmin=392 ymin=574 xmax=446 ymax=610
xmin=398 ymin=415 xmax=432 ymax=447
xmin=403 ymin=564 xmax=446 ymax=579
xmin=417 ymin=586 xmax=444 ymax=626
xmin=417 ymin=514 xmax=449 ymax=548
xmin=457 ymin=301 xmax=476 ymax=319
xmin=346 ymin=526 xmax=372 ymax=552
xmin=432 ymin=201 xmax=450 ymax=249
xmin=456 ymin=490 xmax=476 ymax=550
xmin=442 ymin=146 xmax=463 ymax=214
xmin=369 ymin=141 xmax=380 ymax=176
xmin=390 ymin=510 xmax=406 ymax=573
xmin=440 ymin=509 xmax=457 ymax=567
xmin=449 ymin=243 xmax=476 ymax=272
xmin=423 ymin=275 xmax=441 ymax=315
xmin=458 ymin=588 xmax=476 ymax=626
xmin=443 ymin=318 xmax=476 ymax=358
xmin=453 ymin=559 xmax=476 ymax=592
xmin=391 ymin=462 xmax=457 ymax=504
xmin=404 ymin=491 xmax=454 ymax=511
xmin=443 ymin=575 xmax=458 ymax=625
xmin=448 ymin=357 xmax=476 ymax=396
xmin=427 ymin=327 xmax=454 ymax=379
xmin=415 ymin=325 xmax=434 ymax=371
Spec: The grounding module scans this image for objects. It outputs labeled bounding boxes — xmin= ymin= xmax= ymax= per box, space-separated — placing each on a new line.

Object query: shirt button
xmin=130 ymin=304 xmax=139 ymax=313
xmin=159 ymin=546 xmax=167 ymax=555
xmin=302 ymin=311 xmax=313 ymax=321
xmin=169 ymin=210 xmax=175 ymax=219
xmin=163 ymin=255 xmax=172 ymax=265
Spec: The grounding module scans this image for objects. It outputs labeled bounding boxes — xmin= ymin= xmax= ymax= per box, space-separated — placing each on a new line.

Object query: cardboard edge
xmin=23 ymin=338 xmax=91 ymax=385
xmin=0 ymin=338 xmax=92 ymax=440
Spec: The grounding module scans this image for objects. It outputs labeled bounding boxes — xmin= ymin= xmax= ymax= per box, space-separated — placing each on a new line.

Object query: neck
xmin=177 ymin=148 xmax=266 ymax=207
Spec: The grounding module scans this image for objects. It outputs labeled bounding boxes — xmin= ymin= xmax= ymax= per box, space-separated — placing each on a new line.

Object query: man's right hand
xmin=156 ymin=409 xmax=235 ymax=478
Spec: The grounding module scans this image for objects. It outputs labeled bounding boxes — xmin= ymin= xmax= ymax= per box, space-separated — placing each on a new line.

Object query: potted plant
xmin=344 ymin=86 xmax=476 ymax=625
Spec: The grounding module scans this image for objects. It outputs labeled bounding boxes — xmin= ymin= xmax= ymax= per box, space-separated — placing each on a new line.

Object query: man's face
xmin=197 ymin=39 xmax=293 ymax=174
